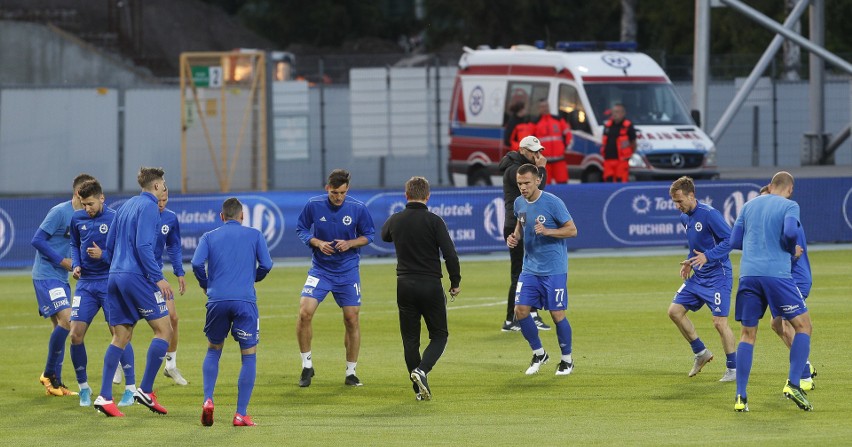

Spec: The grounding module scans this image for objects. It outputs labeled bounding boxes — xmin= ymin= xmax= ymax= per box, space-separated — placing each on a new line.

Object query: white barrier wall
xmin=0 ymin=78 xmax=849 ymax=194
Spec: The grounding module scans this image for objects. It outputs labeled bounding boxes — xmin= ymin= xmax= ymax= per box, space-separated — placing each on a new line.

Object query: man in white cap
xmin=497 ymin=135 xmax=550 ymax=332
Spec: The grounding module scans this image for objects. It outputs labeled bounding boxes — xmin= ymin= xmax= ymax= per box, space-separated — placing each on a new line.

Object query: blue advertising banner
xmin=1 ymin=177 xmax=851 ymax=269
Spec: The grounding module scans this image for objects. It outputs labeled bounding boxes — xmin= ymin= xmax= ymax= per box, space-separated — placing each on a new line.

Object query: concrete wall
xmin=0 ymin=21 xmax=155 ymax=87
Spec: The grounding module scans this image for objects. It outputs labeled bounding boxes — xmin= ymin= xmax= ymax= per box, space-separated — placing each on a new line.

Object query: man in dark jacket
xmin=497 ymin=136 xmax=550 ymax=332
xmin=381 ymin=176 xmax=461 ymax=401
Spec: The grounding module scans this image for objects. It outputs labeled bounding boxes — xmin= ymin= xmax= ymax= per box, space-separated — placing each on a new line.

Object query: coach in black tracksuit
xmin=381 ymin=176 xmax=461 ymax=401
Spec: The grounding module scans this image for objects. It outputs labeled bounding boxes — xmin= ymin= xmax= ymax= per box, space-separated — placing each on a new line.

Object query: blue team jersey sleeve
xmin=703 ymin=208 xmax=732 ymax=262
xmin=165 ymin=215 xmax=185 ymax=277
xmin=69 ymin=214 xmax=82 ymax=269
xmin=729 ymin=213 xmax=744 ymax=250
xmin=296 ymin=202 xmax=314 ymax=246
xmin=190 ymin=232 xmax=210 ymax=290
xmin=255 ymin=231 xmax=273 ymax=282
xmin=136 ymin=202 xmax=164 ymax=282
xmin=356 ymin=205 xmax=376 ymax=244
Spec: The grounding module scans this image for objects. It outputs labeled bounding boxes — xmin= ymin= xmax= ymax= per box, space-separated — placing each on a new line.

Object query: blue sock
xmin=689 ymin=337 xmax=706 ymax=354
xmin=55 ymin=344 xmax=66 ymax=384
xmin=554 ymin=318 xmax=572 ymax=355
xmin=99 ymin=344 xmax=124 ymax=400
xmin=735 ymin=342 xmax=754 ymax=398
xmin=203 ymin=348 xmax=222 ymax=402
xmin=726 ymin=351 xmax=736 ymax=369
xmin=140 ymin=338 xmax=169 ymax=393
xmin=789 ymin=333 xmax=811 ymax=387
xmin=44 ymin=326 xmax=70 ymax=377
xmin=237 ymin=353 xmax=257 ymax=416
xmin=121 ymin=342 xmax=136 ymax=386
xmin=518 ymin=315 xmax=542 ymax=350
xmin=70 ymin=343 xmax=87 ymax=384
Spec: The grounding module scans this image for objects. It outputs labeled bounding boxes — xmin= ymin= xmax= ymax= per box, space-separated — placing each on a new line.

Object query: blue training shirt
xmin=70 ymin=207 xmax=116 ymax=280
xmin=32 ymin=200 xmax=75 ymax=281
xmin=513 ymin=191 xmax=573 ymax=276
xmin=105 ymin=192 xmax=164 ymax=282
xmin=680 ymin=202 xmax=733 ymax=284
xmin=191 ymin=220 xmax=273 ymax=302
xmin=296 ymin=195 xmax=376 ymax=275
xmin=154 ymin=208 xmax=185 ymax=277
xmin=731 ymin=194 xmax=800 ymax=278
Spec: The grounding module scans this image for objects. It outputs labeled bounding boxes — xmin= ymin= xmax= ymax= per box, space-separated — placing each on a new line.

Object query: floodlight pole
xmin=691 ymin=0 xmax=710 ymax=130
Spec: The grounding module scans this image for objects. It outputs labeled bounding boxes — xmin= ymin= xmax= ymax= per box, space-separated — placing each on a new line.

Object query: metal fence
xmin=1 ymin=72 xmax=850 ymax=195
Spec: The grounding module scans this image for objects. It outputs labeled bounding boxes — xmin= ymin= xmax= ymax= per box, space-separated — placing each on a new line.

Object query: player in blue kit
xmin=506 ymin=164 xmax=578 ymax=376
xmin=729 ymin=171 xmax=813 ymax=412
xmin=295 ymin=169 xmax=376 ymax=387
xmin=192 ymin=198 xmax=273 ymax=427
xmin=758 ymin=185 xmax=817 ymax=391
xmin=32 ymin=173 xmax=94 ymax=397
xmin=667 ymin=176 xmax=737 ymax=381
xmin=154 ymin=190 xmax=188 ymax=386
xmin=93 ymin=167 xmax=174 ymax=417
xmin=68 ymin=180 xmax=137 ymax=407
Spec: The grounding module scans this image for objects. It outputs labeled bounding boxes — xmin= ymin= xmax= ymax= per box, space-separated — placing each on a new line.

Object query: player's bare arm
xmin=536 ymin=220 xmax=577 ymax=238
xmin=333 ymin=235 xmax=370 ymax=252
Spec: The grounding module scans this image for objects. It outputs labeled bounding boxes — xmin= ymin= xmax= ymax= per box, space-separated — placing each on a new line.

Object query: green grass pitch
xmin=1 ymin=249 xmax=850 ymax=445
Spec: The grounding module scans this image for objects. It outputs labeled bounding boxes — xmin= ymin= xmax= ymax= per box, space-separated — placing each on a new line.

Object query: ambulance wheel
xmin=583 ymin=169 xmax=603 ymax=183
xmin=468 ymin=168 xmax=491 ymax=186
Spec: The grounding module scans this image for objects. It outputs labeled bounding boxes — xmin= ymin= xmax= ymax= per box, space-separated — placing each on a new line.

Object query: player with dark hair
xmin=667 ymin=176 xmax=736 ymax=381
xmin=295 ymin=169 xmax=376 ymax=387
xmin=507 ymin=164 xmax=578 ymax=376
xmin=381 ymin=176 xmax=461 ymax=401
xmin=32 ymin=173 xmax=94 ymax=397
xmin=192 ymin=197 xmax=273 ymax=427
xmin=93 ymin=167 xmax=173 ymax=417
xmin=69 ymin=179 xmax=137 ymax=407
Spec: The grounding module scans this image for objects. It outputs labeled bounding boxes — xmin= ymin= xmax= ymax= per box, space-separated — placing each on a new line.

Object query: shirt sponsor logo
xmin=0 ymin=207 xmax=15 ymax=260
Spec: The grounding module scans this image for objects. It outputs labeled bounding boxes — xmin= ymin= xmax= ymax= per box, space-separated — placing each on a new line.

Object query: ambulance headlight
xmin=704 ymin=148 xmax=717 ymax=166
xmin=628 ymin=153 xmax=647 ymax=168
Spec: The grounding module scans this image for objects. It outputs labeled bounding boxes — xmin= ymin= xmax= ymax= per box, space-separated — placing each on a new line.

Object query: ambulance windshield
xmin=584 ymin=83 xmax=693 ymax=126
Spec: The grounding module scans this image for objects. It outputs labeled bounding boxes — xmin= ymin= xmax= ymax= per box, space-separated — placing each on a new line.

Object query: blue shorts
xmin=515 ymin=272 xmax=569 ymax=311
xmin=301 ymin=270 xmax=362 ymax=307
xmin=33 ymin=279 xmax=71 ymax=318
xmin=735 ymin=276 xmax=807 ymax=327
xmin=107 ymin=272 xmax=169 ymax=326
xmin=204 ymin=300 xmax=259 ymax=349
xmin=71 ymin=279 xmax=108 ymax=324
xmin=672 ymin=276 xmax=732 ymax=317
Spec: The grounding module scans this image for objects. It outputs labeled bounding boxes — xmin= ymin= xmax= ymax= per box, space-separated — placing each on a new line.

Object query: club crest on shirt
xmin=99 ymin=223 xmax=109 ymax=234
xmin=694 ymin=222 xmax=703 ymax=232
xmin=161 ymin=224 xmax=170 ymax=235
xmin=536 ymin=215 xmax=546 ymax=224
xmin=342 ymin=215 xmax=352 ymax=225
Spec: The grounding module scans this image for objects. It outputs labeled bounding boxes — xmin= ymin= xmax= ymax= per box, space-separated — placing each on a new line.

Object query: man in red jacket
xmin=600 ymin=104 xmax=637 ymax=183
xmin=534 ymin=100 xmax=572 ymax=184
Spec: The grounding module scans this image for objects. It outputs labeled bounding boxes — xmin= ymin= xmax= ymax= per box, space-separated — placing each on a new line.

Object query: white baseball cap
xmin=519 ymin=135 xmax=544 ymax=152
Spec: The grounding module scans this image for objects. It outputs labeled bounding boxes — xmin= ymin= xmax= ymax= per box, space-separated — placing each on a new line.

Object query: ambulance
xmin=448 ymin=42 xmax=719 ymax=185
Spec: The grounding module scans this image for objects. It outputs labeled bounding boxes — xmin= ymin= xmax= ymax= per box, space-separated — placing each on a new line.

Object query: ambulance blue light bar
xmin=553 ymin=41 xmax=638 ymax=52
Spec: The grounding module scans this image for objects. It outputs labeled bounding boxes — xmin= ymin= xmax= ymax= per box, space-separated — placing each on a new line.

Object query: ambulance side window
xmin=558 ymin=84 xmax=592 ymax=134
xmin=504 ymin=82 xmax=549 ymax=125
